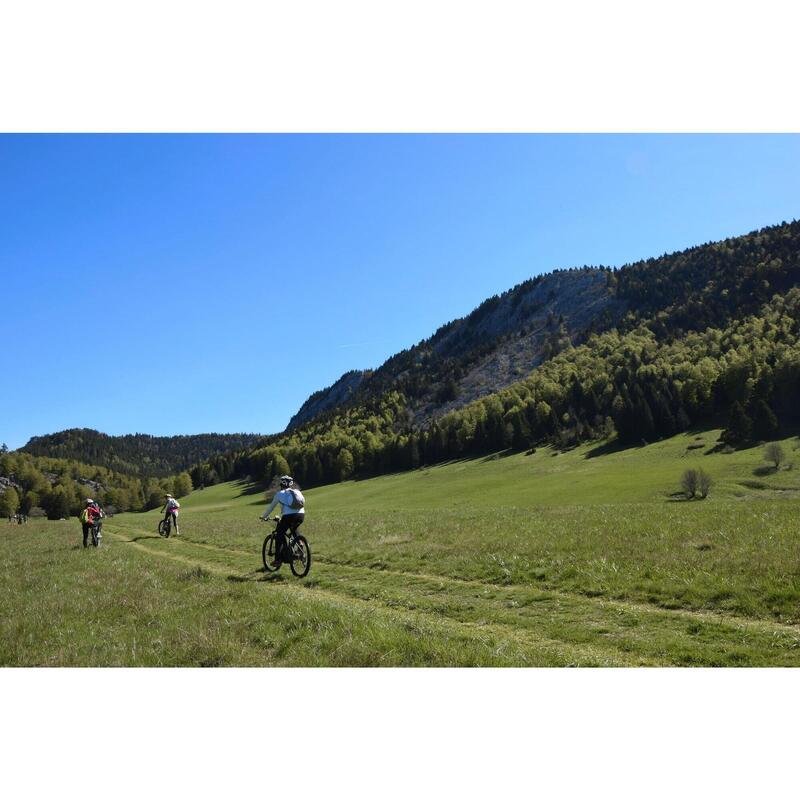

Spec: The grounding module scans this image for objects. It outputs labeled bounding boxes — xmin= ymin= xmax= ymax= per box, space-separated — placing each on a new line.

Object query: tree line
xmin=0 ymin=451 xmax=193 ymax=520
xmin=20 ymin=429 xmax=262 ymax=478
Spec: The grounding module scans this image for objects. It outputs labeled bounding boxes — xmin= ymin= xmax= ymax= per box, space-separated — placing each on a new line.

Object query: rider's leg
xmin=274 ymin=517 xmax=291 ymax=563
xmin=82 ymin=523 xmax=89 ymax=547
xmin=173 ymin=512 xmax=179 ymax=534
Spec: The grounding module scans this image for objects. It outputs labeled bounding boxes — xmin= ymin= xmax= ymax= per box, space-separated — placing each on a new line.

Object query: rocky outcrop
xmin=0 ymin=476 xmax=22 ymax=493
xmin=286 ymin=370 xmax=369 ymax=430
xmin=286 ymin=268 xmax=624 ymax=430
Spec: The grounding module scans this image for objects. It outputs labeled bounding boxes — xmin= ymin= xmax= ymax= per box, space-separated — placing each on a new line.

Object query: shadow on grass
xmin=235 ymin=479 xmax=268 ymax=498
xmin=584 ymin=438 xmax=630 ymax=460
xmin=226 ymin=569 xmax=288 ymax=584
xmin=480 ymin=448 xmax=516 ymax=463
xmin=665 ymin=492 xmax=709 ymax=503
xmin=753 ymin=465 xmax=778 ymax=477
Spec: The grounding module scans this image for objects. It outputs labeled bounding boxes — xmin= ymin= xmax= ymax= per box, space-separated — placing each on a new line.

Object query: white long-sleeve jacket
xmin=263 ymin=489 xmax=305 ymax=518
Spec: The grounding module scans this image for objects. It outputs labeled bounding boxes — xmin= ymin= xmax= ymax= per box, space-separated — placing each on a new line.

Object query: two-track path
xmin=104 ymin=523 xmax=800 ymax=666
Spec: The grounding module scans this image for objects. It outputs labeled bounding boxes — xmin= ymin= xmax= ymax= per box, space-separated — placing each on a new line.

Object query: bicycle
xmin=90 ymin=520 xmax=102 ymax=547
xmin=260 ymin=516 xmax=311 ymax=578
xmin=158 ymin=515 xmax=172 ymax=538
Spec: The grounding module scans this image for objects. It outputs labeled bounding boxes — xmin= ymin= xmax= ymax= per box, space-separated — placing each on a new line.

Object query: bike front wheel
xmin=158 ymin=519 xmax=171 ymax=538
xmin=289 ymin=535 xmax=311 ymax=578
xmin=262 ymin=534 xmax=281 ymax=572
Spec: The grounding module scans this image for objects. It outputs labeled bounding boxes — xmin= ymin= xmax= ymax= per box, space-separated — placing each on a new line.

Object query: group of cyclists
xmin=77 ymin=474 xmax=306 ymax=569
xmin=79 ymin=492 xmax=181 ymax=547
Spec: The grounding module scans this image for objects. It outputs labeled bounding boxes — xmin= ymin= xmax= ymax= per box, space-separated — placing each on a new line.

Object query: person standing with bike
xmin=162 ymin=493 xmax=181 ymax=536
xmin=261 ymin=475 xmax=305 ymax=568
xmin=80 ymin=499 xmax=104 ymax=548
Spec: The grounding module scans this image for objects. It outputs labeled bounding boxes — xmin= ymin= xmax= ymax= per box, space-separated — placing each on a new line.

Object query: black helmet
xmin=279 ymin=475 xmax=293 ymax=489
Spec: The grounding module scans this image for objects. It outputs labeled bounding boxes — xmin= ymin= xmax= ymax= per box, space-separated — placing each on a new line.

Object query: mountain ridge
xmin=288 ymin=267 xmax=624 ymax=432
xmin=19 ymin=428 xmax=262 ymax=478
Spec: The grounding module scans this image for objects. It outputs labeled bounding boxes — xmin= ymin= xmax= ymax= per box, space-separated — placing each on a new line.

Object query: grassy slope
xmin=3 ymin=430 xmax=800 ymax=666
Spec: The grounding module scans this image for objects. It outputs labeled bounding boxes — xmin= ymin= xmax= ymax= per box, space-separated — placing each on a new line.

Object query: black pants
xmin=275 ymin=515 xmax=303 ymax=561
xmin=82 ymin=522 xmax=96 ymax=546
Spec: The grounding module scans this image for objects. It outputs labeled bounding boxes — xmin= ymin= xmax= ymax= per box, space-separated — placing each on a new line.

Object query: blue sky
xmin=1 ymin=134 xmax=799 ymax=450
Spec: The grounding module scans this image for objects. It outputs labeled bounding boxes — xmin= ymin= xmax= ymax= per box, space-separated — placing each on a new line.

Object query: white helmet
xmin=85 ymin=498 xmax=93 ymax=505
xmin=279 ymin=475 xmax=293 ymax=489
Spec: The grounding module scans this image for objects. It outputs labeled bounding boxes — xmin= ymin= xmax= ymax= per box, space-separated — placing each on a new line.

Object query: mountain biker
xmin=261 ymin=475 xmax=305 ymax=567
xmin=162 ymin=493 xmax=181 ymax=535
xmin=80 ymin=499 xmax=104 ymax=548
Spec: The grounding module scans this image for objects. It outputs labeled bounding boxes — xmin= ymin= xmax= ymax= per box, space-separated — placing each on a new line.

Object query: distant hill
xmin=20 ymin=428 xmax=263 ymax=478
xmin=197 ymin=219 xmax=800 ymax=490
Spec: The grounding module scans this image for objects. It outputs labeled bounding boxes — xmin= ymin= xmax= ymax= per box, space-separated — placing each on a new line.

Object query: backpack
xmin=286 ymin=488 xmax=305 ymax=510
xmin=79 ymin=509 xmax=90 ymax=523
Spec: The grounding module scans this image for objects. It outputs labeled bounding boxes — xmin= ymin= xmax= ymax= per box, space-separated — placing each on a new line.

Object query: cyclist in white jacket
xmin=162 ymin=493 xmax=181 ymax=535
xmin=262 ymin=475 xmax=305 ymax=567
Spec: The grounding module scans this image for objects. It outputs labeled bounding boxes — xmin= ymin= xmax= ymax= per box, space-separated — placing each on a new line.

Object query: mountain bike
xmin=158 ymin=516 xmax=172 ymax=538
xmin=90 ymin=520 xmax=102 ymax=547
xmin=260 ymin=517 xmax=311 ymax=578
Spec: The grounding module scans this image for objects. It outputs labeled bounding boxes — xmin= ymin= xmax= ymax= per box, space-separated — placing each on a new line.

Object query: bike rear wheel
xmin=262 ymin=533 xmax=281 ymax=572
xmin=158 ymin=518 xmax=171 ymax=538
xmin=289 ymin=535 xmax=311 ymax=578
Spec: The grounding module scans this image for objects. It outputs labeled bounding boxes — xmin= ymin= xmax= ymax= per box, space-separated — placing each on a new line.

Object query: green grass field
xmin=3 ymin=430 xmax=800 ymax=666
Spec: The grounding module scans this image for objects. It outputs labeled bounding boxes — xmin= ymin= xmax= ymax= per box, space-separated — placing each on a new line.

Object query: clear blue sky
xmin=2 ymin=134 xmax=799 ymax=450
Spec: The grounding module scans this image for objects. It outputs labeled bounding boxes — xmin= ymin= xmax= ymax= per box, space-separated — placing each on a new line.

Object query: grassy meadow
xmin=3 ymin=430 xmax=800 ymax=666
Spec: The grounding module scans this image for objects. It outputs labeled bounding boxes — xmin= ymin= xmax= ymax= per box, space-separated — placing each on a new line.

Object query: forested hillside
xmin=20 ymin=428 xmax=262 ymax=478
xmin=0 ymin=449 xmax=194 ymax=519
xmin=197 ymin=220 xmax=800 ymax=489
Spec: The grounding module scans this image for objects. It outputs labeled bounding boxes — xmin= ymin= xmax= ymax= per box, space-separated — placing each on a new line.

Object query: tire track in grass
xmin=105 ymin=525 xmax=800 ymax=665
xmin=104 ymin=526 xmax=649 ymax=666
xmin=121 ymin=525 xmax=800 ymax=638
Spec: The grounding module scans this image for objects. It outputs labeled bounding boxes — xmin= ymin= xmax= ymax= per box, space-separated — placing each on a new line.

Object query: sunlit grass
xmin=4 ymin=429 xmax=800 ymax=665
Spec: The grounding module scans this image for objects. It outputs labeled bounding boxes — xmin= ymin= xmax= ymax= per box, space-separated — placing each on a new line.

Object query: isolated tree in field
xmin=681 ymin=468 xmax=699 ymax=499
xmin=0 ymin=487 xmax=20 ymax=517
xmin=764 ymin=442 xmax=785 ymax=471
xmin=697 ymin=469 xmax=713 ymax=499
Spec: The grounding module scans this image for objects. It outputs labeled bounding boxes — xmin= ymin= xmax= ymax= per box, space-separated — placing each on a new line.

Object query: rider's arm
xmin=262 ymin=494 xmax=280 ymax=520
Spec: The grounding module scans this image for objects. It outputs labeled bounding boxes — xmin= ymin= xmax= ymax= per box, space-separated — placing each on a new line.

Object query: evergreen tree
xmin=749 ymin=399 xmax=779 ymax=440
xmin=723 ymin=401 xmax=753 ymax=444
